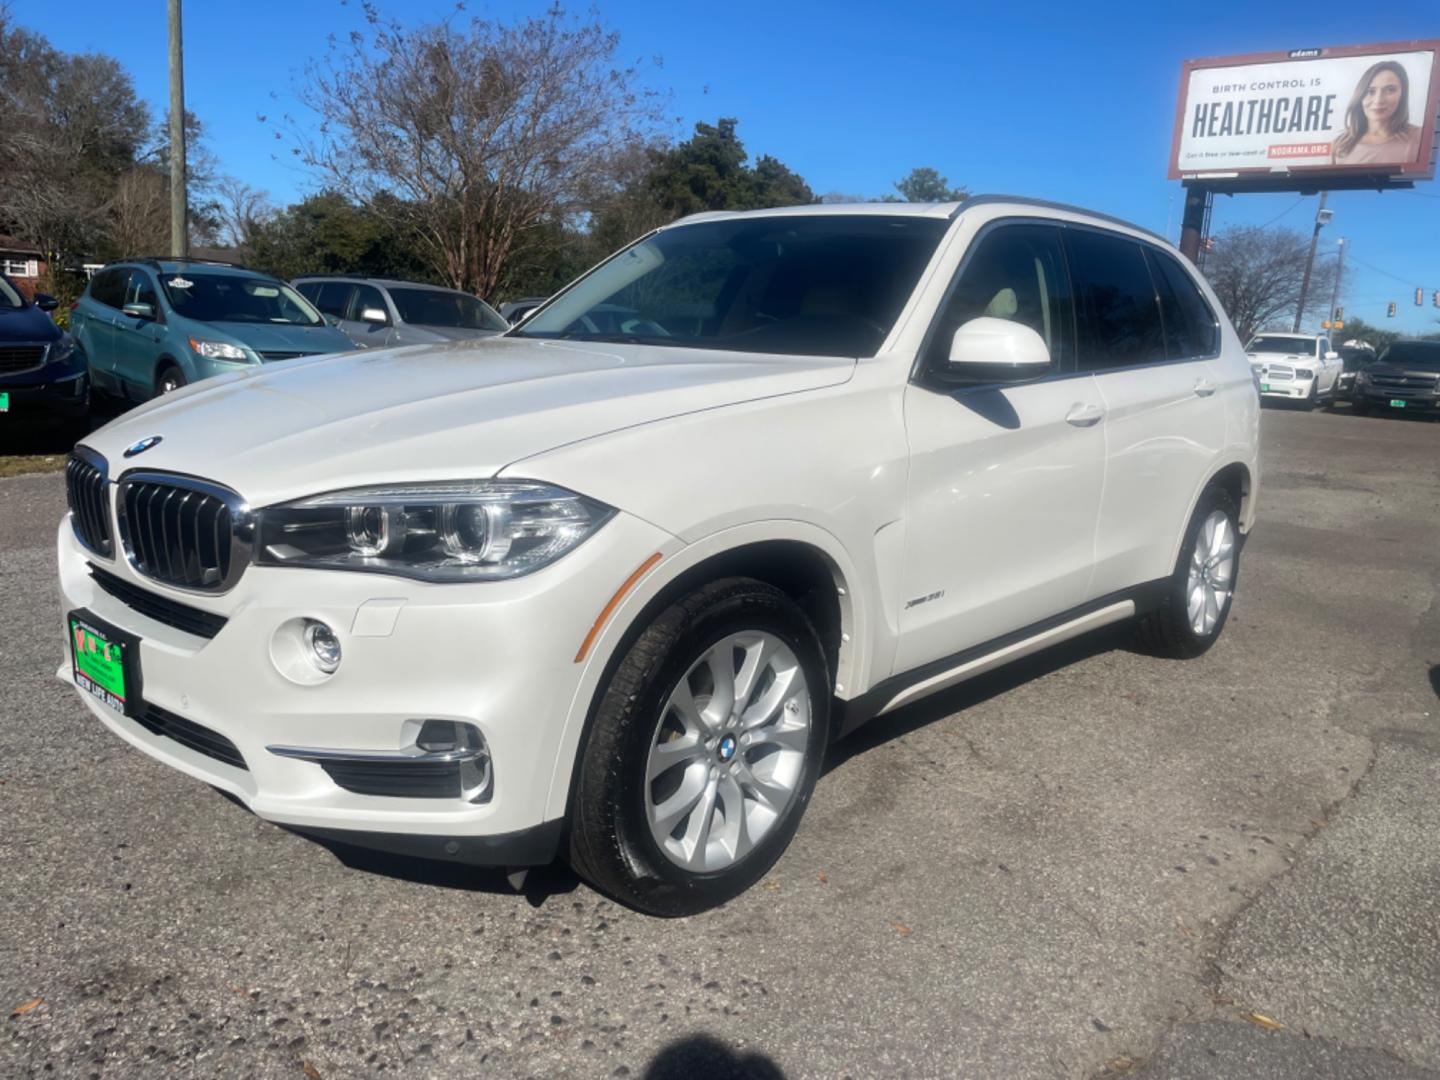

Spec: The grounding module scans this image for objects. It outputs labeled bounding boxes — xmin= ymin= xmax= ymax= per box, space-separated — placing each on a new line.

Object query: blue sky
xmin=21 ymin=0 xmax=1440 ymax=333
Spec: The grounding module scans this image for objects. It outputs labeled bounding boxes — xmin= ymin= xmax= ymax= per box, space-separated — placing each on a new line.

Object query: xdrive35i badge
xmin=123 ymin=436 xmax=163 ymax=458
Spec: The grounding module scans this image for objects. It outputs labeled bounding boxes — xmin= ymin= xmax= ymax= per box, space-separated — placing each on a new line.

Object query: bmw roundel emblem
xmin=124 ymin=436 xmax=163 ymax=458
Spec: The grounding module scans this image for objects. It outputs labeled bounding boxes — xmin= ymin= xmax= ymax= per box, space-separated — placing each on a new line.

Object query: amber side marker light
xmin=574 ymin=552 xmax=663 ymax=663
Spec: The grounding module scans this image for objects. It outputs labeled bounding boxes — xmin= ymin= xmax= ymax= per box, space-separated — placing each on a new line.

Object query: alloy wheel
xmin=1186 ymin=510 xmax=1235 ymax=637
xmin=644 ymin=631 xmax=810 ymax=872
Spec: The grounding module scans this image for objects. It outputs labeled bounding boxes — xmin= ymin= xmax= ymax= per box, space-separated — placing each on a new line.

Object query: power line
xmin=1256 ymin=197 xmax=1306 ymax=230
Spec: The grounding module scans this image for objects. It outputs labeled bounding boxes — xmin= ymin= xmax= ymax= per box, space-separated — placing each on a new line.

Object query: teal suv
xmin=72 ymin=259 xmax=353 ymax=400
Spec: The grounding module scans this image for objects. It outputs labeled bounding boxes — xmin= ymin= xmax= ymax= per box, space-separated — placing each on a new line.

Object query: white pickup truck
xmin=1246 ymin=332 xmax=1341 ymax=408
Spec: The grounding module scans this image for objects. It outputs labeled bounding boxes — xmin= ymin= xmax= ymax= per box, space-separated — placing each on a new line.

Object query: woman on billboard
xmin=1332 ymin=60 xmax=1422 ymax=165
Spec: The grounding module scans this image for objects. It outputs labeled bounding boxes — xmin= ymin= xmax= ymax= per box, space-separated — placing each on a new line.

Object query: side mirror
xmin=122 ymin=302 xmax=156 ymax=320
xmin=360 ymin=307 xmax=389 ymax=325
xmin=1325 ymin=351 xmax=1339 ymax=361
xmin=33 ymin=293 xmax=59 ymax=312
xmin=947 ymin=317 xmax=1052 ymax=376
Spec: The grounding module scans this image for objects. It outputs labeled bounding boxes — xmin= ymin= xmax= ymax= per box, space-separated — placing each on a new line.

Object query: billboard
xmin=1170 ymin=41 xmax=1440 ymax=183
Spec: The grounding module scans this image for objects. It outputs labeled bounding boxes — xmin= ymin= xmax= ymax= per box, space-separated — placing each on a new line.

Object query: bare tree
xmin=292 ymin=3 xmax=663 ymax=297
xmin=214 ymin=176 xmax=273 ymax=253
xmin=1203 ymin=225 xmax=1343 ymax=343
xmin=108 ymin=168 xmax=172 ymax=256
xmin=0 ymin=10 xmax=150 ymax=268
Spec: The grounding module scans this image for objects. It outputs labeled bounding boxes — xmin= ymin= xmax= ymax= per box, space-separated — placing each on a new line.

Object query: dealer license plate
xmin=0 ymin=391 xmax=9 ymax=412
xmin=1260 ymin=383 xmax=1270 ymax=392
xmin=69 ymin=612 xmax=136 ymax=716
xmin=1390 ymin=399 xmax=1406 ymax=408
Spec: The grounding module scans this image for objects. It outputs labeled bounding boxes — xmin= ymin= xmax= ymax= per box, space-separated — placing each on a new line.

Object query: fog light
xmin=304 ymin=620 xmax=342 ymax=674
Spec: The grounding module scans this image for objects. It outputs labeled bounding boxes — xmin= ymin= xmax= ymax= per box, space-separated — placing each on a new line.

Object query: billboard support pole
xmin=1328 ymin=237 xmax=1346 ymax=334
xmin=1178 ymin=182 xmax=1211 ymax=266
xmin=1293 ymin=191 xmax=1329 ymax=333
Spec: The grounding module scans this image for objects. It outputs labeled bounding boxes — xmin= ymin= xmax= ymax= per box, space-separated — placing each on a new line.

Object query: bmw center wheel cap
xmin=718 ymin=734 xmax=737 ymax=763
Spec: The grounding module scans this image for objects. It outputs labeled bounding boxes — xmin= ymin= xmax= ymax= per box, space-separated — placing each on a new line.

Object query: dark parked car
xmin=497 ymin=296 xmax=549 ymax=325
xmin=0 ymin=272 xmax=88 ymax=427
xmin=1350 ymin=340 xmax=1440 ymax=417
xmin=293 ymin=277 xmax=508 ymax=348
xmin=1333 ymin=341 xmax=1376 ymax=400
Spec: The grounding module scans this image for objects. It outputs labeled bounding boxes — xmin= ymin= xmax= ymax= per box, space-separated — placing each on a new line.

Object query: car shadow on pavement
xmin=824 ymin=625 xmax=1132 ymax=776
xmin=207 ymin=784 xmax=583 ymax=907
xmin=644 ymin=1033 xmax=786 ymax=1079
xmin=1429 ymin=664 xmax=1439 ymax=701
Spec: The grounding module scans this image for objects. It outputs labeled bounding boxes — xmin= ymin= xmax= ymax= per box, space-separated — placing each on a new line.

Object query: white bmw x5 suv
xmin=58 ymin=198 xmax=1259 ymax=915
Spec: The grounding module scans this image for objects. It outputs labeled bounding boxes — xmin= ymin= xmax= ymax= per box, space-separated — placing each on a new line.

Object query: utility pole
xmin=1327 ymin=237 xmax=1346 ymax=332
xmin=168 ymin=0 xmax=188 ymax=258
xmin=1178 ymin=183 xmax=1211 ymax=267
xmin=1293 ymin=192 xmax=1330 ymax=333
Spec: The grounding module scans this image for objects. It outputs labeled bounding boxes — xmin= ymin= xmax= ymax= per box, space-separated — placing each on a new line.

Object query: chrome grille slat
xmin=65 ymin=452 xmax=112 ymax=557
xmin=116 ymin=474 xmax=250 ymax=593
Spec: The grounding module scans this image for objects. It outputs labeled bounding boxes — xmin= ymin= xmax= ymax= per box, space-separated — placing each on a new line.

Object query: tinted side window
xmin=308 ymin=282 xmax=354 ymax=318
xmin=1067 ymin=230 xmax=1166 ymax=370
xmin=124 ymin=270 xmax=159 ymax=310
xmin=350 ymin=284 xmax=387 ymax=321
xmin=925 ymin=224 xmax=1073 ymax=376
xmin=90 ymin=269 xmax=125 ymax=309
xmin=1150 ymin=249 xmax=1218 ymax=359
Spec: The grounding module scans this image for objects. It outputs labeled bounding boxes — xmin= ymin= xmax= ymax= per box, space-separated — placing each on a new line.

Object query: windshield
xmin=1377 ymin=341 xmax=1440 ymax=371
xmin=162 ymin=273 xmax=324 ymax=326
xmin=1247 ymin=336 xmax=1313 ymax=355
xmin=0 ymin=274 xmax=22 ymax=309
xmin=390 ymin=288 xmax=507 ymax=331
xmin=516 ymin=215 xmax=949 ymax=358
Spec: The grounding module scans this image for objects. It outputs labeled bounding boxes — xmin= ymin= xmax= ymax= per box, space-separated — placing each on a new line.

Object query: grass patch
xmin=0 ymin=454 xmax=67 ymax=479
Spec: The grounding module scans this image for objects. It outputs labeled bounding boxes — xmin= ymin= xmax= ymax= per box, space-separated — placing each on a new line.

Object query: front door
xmin=896 ymin=222 xmax=1107 ymax=674
xmin=111 ymin=269 xmax=166 ymax=395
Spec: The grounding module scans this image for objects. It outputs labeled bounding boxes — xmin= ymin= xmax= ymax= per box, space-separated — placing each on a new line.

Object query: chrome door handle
xmin=1194 ymin=378 xmax=1217 ymax=397
xmin=1065 ymin=403 xmax=1104 ymax=427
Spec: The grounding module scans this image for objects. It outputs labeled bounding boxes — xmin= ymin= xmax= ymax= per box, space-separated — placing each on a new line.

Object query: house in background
xmin=0 ymin=235 xmax=45 ymax=299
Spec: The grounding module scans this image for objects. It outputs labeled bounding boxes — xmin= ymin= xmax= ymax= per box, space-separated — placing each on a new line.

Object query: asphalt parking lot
xmin=2 ymin=405 xmax=1437 ymax=1079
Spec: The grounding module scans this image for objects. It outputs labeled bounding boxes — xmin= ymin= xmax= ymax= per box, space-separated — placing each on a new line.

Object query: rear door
xmin=1069 ymin=229 xmax=1226 ymax=598
xmin=74 ymin=269 xmax=126 ymax=384
xmin=896 ymin=221 xmax=1108 ymax=672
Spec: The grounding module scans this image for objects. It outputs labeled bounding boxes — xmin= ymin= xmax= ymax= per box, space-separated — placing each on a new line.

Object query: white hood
xmin=82 ymin=337 xmax=855 ymax=505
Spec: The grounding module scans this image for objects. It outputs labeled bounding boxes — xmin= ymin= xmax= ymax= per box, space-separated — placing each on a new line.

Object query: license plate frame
xmin=1389 ymin=399 xmax=1407 ymax=408
xmin=68 ymin=610 xmax=142 ymax=718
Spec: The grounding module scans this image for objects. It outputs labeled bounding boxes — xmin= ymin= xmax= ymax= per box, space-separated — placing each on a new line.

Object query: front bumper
xmin=1 ymin=370 xmax=88 ymax=419
xmin=1351 ymin=386 xmax=1439 ymax=412
xmin=1258 ymin=378 xmax=1313 ymax=401
xmin=57 ymin=508 xmax=675 ymax=864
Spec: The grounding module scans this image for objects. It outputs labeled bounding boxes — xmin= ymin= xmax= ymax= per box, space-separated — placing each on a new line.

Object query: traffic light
xmin=1387 ymin=302 xmax=1397 ymax=317
xmin=1417 ymin=287 xmax=1425 ymax=306
xmin=1333 ymin=306 xmax=1343 ymax=321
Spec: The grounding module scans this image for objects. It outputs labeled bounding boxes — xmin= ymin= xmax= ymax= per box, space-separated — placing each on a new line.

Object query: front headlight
xmin=47 ymin=334 xmax=76 ymax=365
xmin=188 ymin=337 xmax=249 ymax=361
xmin=255 ymin=480 xmax=614 ymax=582
xmin=1295 ymin=369 xmax=1315 ymax=380
xmin=1355 ymin=370 xmax=1371 ymax=385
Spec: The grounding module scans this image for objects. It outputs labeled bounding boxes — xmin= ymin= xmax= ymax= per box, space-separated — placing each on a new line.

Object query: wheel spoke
xmin=1208 ymin=516 xmax=1230 ymax=560
xmin=732 ymin=634 xmax=777 ymax=712
xmin=685 ymin=777 xmax=721 ymax=870
xmin=734 ymin=759 xmax=792 ymax=812
xmin=668 ymin=680 xmax=715 ymax=736
xmin=746 ymin=721 xmax=809 ymax=755
xmin=742 ymin=663 xmax=800 ymax=729
xmin=716 ymin=773 xmax=753 ymax=863
xmin=703 ymin=647 xmax=737 ymax=725
xmin=647 ymin=734 xmax=705 ymax=781
xmin=651 ymin=769 xmax=708 ymax=838
xmin=1187 ymin=582 xmax=1206 ymax=629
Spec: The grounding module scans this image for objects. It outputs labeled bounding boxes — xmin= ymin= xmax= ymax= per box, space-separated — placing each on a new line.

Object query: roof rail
xmin=131 ymin=255 xmax=249 ymax=270
xmin=951 ymin=194 xmax=1169 ymax=246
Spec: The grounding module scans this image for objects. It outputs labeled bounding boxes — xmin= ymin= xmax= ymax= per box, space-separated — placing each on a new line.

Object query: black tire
xmin=1135 ymin=485 xmax=1241 ymax=660
xmin=568 ymin=577 xmax=830 ymax=916
xmin=1302 ymin=381 xmax=1318 ymax=410
xmin=155 ymin=364 xmax=186 ymax=396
